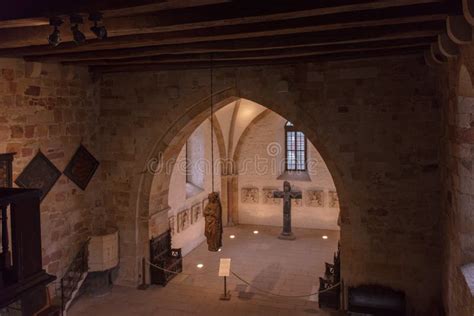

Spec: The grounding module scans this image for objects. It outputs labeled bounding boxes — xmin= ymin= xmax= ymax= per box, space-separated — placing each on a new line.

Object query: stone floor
xmin=69 ymin=225 xmax=342 ymax=316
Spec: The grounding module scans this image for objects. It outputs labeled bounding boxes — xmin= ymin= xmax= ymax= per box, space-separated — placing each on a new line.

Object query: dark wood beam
xmin=26 ymin=24 xmax=442 ymax=63
xmin=0 ymin=2 xmax=450 ymax=50
xmin=0 ymin=0 xmax=228 ymax=27
xmin=0 ymin=0 xmax=450 ymax=48
xmin=91 ymin=46 xmax=426 ymax=73
xmin=0 ymin=13 xmax=446 ymax=57
xmin=63 ymin=37 xmax=433 ymax=66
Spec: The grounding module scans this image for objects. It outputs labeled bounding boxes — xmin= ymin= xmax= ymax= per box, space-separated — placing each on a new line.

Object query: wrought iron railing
xmin=60 ymin=239 xmax=89 ymax=313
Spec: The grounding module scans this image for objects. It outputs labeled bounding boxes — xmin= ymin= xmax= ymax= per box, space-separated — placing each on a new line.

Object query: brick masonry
xmin=2 ymin=47 xmax=472 ymax=314
xmin=98 ymin=56 xmax=443 ymax=314
xmin=235 ymin=110 xmax=340 ymax=231
xmin=0 ymin=58 xmax=104 ymax=284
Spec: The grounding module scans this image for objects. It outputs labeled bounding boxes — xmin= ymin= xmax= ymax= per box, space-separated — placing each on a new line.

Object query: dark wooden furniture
xmin=0 ymin=188 xmax=56 ymax=309
xmin=318 ymin=243 xmax=341 ymax=310
xmin=0 ymin=153 xmax=14 ymax=280
xmin=149 ymin=230 xmax=182 ymax=286
xmin=348 ymin=285 xmax=406 ymax=316
xmin=0 ymin=153 xmax=14 ymax=188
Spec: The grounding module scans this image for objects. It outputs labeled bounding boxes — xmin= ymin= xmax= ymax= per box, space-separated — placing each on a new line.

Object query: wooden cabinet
xmin=0 ymin=188 xmax=55 ymax=309
xmin=149 ymin=230 xmax=182 ymax=286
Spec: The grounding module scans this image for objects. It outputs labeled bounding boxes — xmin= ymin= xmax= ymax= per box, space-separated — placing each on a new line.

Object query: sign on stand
xmin=219 ymin=258 xmax=231 ymax=277
xmin=219 ymin=258 xmax=231 ymax=300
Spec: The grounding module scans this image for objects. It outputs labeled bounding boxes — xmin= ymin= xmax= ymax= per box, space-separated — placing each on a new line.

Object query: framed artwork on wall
xmin=306 ymin=190 xmax=324 ymax=207
xmin=15 ymin=151 xmax=61 ymax=201
xmin=191 ymin=203 xmax=201 ymax=224
xmin=328 ymin=191 xmax=339 ymax=208
xmin=241 ymin=187 xmax=259 ymax=204
xmin=63 ymin=144 xmax=99 ymax=190
xmin=177 ymin=209 xmax=191 ymax=233
xmin=262 ymin=188 xmax=280 ymax=205
xmin=168 ymin=216 xmax=176 ymax=236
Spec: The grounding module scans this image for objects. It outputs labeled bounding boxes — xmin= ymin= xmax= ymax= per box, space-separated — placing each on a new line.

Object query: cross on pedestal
xmin=273 ymin=181 xmax=302 ymax=240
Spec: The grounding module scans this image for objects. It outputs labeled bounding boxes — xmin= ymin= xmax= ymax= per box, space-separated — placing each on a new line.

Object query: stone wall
xmin=235 ymin=110 xmax=340 ymax=230
xmin=442 ymin=43 xmax=474 ymax=316
xmin=0 ymin=58 xmax=103 ymax=284
xmin=151 ymin=119 xmax=221 ymax=256
xmin=99 ymin=56 xmax=442 ymax=314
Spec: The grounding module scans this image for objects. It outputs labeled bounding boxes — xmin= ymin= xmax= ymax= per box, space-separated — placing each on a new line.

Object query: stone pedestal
xmin=85 ymin=229 xmax=119 ymax=296
xmin=278 ymin=231 xmax=296 ymax=240
xmin=88 ymin=229 xmax=119 ymax=272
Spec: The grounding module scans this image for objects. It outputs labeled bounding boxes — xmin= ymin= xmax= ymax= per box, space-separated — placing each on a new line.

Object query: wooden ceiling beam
xmin=91 ymin=47 xmax=425 ymax=73
xmin=0 ymin=2 xmax=450 ymax=50
xmin=0 ymin=15 xmax=445 ymax=58
xmin=447 ymin=15 xmax=473 ymax=44
xmin=0 ymin=0 xmax=446 ymax=28
xmin=0 ymin=0 xmax=228 ymax=27
xmin=29 ymin=30 xmax=439 ymax=63
xmin=63 ymin=40 xmax=430 ymax=66
xmin=462 ymin=0 xmax=474 ymax=26
xmin=438 ymin=32 xmax=460 ymax=57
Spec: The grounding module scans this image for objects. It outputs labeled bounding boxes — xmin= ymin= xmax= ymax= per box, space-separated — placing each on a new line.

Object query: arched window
xmin=285 ymin=121 xmax=306 ymax=171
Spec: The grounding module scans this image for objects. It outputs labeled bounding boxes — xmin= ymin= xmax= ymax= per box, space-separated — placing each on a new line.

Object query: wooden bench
xmin=149 ymin=230 xmax=182 ymax=286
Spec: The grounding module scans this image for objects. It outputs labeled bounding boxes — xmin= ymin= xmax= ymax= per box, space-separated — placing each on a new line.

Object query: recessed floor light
xmin=218 ymin=248 xmax=222 ymax=252
xmin=322 ymin=235 xmax=328 ymax=240
xmin=196 ymin=263 xmax=204 ymax=269
xmin=253 ymin=230 xmax=259 ymax=234
xmin=229 ymin=235 xmax=235 ymax=239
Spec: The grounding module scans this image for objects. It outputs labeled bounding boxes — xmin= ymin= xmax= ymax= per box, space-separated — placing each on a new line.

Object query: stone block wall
xmin=99 ymin=56 xmax=442 ymax=314
xmin=0 ymin=58 xmax=103 ymax=283
xmin=235 ymin=110 xmax=340 ymax=230
xmin=442 ymin=43 xmax=474 ymax=316
xmin=151 ymin=118 xmax=221 ymax=256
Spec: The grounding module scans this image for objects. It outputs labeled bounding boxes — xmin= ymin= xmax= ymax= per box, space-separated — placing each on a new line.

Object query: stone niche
xmin=88 ymin=228 xmax=119 ymax=272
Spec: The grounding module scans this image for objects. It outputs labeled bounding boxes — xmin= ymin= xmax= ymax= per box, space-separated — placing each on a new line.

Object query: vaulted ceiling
xmin=0 ymin=0 xmax=472 ymax=73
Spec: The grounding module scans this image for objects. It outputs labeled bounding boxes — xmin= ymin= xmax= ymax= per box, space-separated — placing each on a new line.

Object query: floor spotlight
xmin=322 ymin=235 xmax=328 ymax=240
xmin=196 ymin=263 xmax=204 ymax=269
xmin=253 ymin=230 xmax=259 ymax=234
xmin=218 ymin=248 xmax=222 ymax=252
xmin=229 ymin=235 xmax=235 ymax=239
xmin=89 ymin=12 xmax=107 ymax=40
xmin=48 ymin=17 xmax=63 ymax=47
xmin=70 ymin=14 xmax=86 ymax=45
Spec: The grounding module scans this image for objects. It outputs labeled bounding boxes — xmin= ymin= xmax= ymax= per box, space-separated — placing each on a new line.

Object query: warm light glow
xmin=218 ymin=248 xmax=222 ymax=252
xmin=196 ymin=263 xmax=204 ymax=269
xmin=253 ymin=230 xmax=259 ymax=234
xmin=322 ymin=235 xmax=328 ymax=240
xmin=229 ymin=235 xmax=236 ymax=239
xmin=239 ymin=107 xmax=256 ymax=119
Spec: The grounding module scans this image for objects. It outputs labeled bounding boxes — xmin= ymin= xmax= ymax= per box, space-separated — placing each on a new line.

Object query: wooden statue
xmin=203 ymin=192 xmax=223 ymax=252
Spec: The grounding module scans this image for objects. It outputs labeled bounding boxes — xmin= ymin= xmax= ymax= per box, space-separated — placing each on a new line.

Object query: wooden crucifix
xmin=273 ymin=181 xmax=302 ymax=240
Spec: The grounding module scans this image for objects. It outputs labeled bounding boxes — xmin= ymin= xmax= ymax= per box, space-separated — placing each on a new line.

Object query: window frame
xmin=284 ymin=121 xmax=307 ymax=172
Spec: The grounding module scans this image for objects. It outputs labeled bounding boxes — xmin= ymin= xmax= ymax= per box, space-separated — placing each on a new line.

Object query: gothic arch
xmin=132 ymin=86 xmax=346 ymax=285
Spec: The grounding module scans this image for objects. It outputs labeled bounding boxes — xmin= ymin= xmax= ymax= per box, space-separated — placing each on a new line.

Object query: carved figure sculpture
xmin=204 ymin=192 xmax=223 ymax=251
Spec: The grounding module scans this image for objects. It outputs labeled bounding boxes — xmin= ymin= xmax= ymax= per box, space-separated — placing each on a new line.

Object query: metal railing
xmin=60 ymin=239 xmax=89 ymax=314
